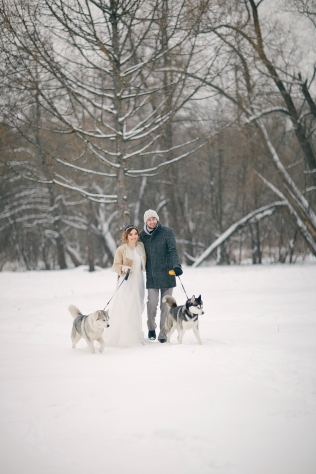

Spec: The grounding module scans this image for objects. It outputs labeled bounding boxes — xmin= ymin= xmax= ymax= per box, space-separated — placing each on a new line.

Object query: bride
xmin=104 ymin=225 xmax=146 ymax=347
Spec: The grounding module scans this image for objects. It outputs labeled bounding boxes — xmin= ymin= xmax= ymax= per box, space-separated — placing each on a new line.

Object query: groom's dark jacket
xmin=140 ymin=221 xmax=182 ymax=289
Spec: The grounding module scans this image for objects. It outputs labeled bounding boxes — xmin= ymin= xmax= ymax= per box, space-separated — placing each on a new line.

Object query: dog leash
xmin=169 ymin=269 xmax=189 ymax=299
xmin=177 ymin=276 xmax=189 ymax=299
xmin=103 ymin=269 xmax=130 ymax=310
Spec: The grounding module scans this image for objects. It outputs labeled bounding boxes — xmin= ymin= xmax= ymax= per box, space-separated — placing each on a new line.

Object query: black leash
xmin=103 ymin=269 xmax=130 ymax=310
xmin=169 ymin=269 xmax=189 ymax=299
xmin=177 ymin=275 xmax=189 ymax=299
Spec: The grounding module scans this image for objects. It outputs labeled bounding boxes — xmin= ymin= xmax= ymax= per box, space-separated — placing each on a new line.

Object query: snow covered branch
xmin=126 ymin=141 xmax=206 ymax=176
xmin=192 ymin=202 xmax=286 ymax=267
xmin=52 ymin=179 xmax=117 ymax=204
xmin=55 ymin=159 xmax=116 ymax=177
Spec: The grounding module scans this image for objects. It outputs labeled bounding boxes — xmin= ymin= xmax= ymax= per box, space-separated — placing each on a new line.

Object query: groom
xmin=140 ymin=209 xmax=183 ymax=343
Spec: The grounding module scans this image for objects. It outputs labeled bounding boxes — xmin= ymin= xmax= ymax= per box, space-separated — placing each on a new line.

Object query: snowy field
xmin=0 ymin=263 xmax=315 ymax=474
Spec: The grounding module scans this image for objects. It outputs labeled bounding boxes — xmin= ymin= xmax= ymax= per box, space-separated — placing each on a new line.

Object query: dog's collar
xmin=182 ymin=306 xmax=198 ymax=321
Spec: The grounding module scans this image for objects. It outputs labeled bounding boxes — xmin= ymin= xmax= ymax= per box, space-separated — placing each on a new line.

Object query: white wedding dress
xmin=104 ymin=248 xmax=145 ymax=347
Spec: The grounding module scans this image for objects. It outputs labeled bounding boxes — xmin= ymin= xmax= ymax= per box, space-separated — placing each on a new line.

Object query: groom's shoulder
xmin=160 ymin=225 xmax=175 ymax=234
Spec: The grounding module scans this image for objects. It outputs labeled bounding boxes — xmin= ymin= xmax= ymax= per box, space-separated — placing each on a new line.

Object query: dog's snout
xmin=107 ymin=324 xmax=110 ymax=327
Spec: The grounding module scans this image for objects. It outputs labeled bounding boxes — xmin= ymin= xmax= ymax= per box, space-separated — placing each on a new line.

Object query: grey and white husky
xmin=163 ymin=295 xmax=204 ymax=345
xmin=68 ymin=305 xmax=110 ymax=353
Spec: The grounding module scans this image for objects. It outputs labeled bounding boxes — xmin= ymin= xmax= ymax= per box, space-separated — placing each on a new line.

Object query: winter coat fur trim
xmin=112 ymin=242 xmax=146 ymax=276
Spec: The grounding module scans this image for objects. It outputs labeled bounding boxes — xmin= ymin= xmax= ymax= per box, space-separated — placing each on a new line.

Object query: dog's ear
xmin=95 ymin=310 xmax=103 ymax=320
xmin=190 ymin=295 xmax=195 ymax=303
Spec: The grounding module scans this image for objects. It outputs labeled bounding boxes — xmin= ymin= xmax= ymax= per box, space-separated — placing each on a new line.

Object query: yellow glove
xmin=169 ymin=267 xmax=183 ymax=276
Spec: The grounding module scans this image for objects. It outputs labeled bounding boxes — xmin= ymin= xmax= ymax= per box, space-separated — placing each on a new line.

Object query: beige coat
xmin=112 ymin=242 xmax=146 ymax=276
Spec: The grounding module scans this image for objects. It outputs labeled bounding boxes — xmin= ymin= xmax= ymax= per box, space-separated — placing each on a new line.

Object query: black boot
xmin=148 ymin=330 xmax=156 ymax=340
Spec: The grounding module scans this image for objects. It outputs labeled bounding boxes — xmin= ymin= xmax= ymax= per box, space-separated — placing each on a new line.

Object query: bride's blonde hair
xmin=121 ymin=225 xmax=140 ymax=244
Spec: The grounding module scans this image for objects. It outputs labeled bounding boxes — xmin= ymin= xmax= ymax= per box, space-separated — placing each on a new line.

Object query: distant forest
xmin=1 ymin=0 xmax=315 ymax=270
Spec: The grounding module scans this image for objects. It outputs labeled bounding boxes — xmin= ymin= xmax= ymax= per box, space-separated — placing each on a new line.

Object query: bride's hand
xmin=121 ymin=265 xmax=131 ymax=273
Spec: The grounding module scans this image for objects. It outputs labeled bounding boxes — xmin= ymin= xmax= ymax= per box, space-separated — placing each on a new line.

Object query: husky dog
xmin=68 ymin=305 xmax=110 ymax=353
xmin=163 ymin=295 xmax=204 ymax=345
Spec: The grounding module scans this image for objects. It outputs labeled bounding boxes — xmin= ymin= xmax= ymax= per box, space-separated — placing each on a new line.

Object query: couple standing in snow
xmin=103 ymin=209 xmax=183 ymax=347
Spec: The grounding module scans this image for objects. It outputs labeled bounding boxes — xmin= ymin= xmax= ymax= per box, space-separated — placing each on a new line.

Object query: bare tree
xmin=0 ymin=0 xmax=206 ymax=226
xmin=1 ymin=0 xmax=315 ymax=269
xmin=188 ymin=0 xmax=316 ymax=262
xmin=285 ymin=0 xmax=316 ymax=28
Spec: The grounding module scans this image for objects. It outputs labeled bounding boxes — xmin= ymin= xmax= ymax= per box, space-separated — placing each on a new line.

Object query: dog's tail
xmin=162 ymin=295 xmax=177 ymax=309
xmin=68 ymin=305 xmax=82 ymax=319
xmin=165 ymin=314 xmax=174 ymax=332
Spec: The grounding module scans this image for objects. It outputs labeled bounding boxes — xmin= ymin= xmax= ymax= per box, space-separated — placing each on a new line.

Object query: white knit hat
xmin=144 ymin=209 xmax=159 ymax=224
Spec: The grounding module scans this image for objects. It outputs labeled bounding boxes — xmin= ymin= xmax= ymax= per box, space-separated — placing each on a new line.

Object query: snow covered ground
xmin=0 ymin=263 xmax=315 ymax=474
